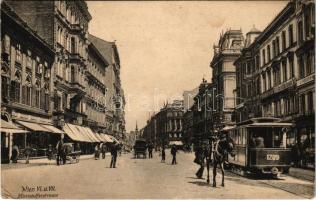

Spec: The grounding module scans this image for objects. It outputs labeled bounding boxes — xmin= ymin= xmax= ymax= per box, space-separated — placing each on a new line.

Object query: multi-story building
xmin=142 ymin=100 xmax=184 ymax=148
xmin=142 ymin=114 xmax=157 ymax=145
xmin=6 ymin=0 xmax=92 ymax=129
xmin=85 ymin=37 xmax=108 ymax=133
xmin=234 ymin=0 xmax=315 ymax=168
xmin=234 ymin=27 xmax=262 ymax=123
xmin=190 ymin=79 xmax=216 ymax=143
xmin=1 ymin=2 xmax=56 ymax=162
xmin=87 ymin=34 xmax=126 ymax=140
xmin=183 ymin=87 xmax=199 ymax=111
xmin=210 ymin=29 xmax=244 ymax=130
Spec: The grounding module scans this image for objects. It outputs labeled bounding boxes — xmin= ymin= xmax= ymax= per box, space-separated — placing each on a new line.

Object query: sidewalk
xmin=288 ymin=167 xmax=315 ymax=182
xmin=1 ymin=153 xmax=111 ymax=171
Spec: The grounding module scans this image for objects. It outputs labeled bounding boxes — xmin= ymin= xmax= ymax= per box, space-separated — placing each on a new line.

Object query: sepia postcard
xmin=1 ymin=0 xmax=315 ymax=199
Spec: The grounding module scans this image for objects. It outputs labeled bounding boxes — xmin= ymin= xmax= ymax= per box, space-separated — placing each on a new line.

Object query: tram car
xmin=225 ymin=117 xmax=293 ymax=178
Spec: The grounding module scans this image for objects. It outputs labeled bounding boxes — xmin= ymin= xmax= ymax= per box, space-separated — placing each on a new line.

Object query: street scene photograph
xmin=0 ymin=0 xmax=315 ymax=199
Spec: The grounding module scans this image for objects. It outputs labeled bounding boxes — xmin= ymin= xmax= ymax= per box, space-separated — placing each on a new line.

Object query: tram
xmin=225 ymin=117 xmax=293 ymax=177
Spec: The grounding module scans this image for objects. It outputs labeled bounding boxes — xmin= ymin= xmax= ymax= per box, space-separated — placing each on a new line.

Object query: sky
xmin=87 ymin=1 xmax=288 ymax=132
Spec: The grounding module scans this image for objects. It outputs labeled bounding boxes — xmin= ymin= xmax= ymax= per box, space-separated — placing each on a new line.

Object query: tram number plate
xmin=266 ymin=154 xmax=280 ymax=161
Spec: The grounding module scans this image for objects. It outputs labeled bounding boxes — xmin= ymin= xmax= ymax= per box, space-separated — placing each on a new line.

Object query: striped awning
xmin=1 ymin=120 xmax=29 ymax=133
xmin=16 ymin=120 xmax=50 ymax=132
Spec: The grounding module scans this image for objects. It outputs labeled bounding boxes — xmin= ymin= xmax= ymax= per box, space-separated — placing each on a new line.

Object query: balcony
xmin=260 ymin=89 xmax=274 ymax=100
xmin=69 ymin=82 xmax=86 ymax=96
xmin=273 ymin=78 xmax=295 ymax=94
xmin=297 ymin=74 xmax=315 ymax=87
xmin=70 ymin=24 xmax=83 ymax=32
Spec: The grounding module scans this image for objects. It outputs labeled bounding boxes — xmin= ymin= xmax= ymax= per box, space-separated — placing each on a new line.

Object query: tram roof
xmin=244 ymin=122 xmax=293 ymax=127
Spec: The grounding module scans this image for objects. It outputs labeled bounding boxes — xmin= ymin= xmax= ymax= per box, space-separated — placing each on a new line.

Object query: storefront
xmin=1 ymin=119 xmax=29 ymax=163
xmin=15 ymin=120 xmax=64 ymax=158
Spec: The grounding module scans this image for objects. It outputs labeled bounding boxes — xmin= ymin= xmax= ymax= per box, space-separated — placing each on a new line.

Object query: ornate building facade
xmin=234 ymin=0 xmax=315 ymax=168
xmin=1 ymin=2 xmax=56 ymax=162
xmin=210 ymin=29 xmax=244 ymax=131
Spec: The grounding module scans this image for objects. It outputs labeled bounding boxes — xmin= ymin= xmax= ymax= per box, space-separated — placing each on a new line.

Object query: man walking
xmin=148 ymin=142 xmax=153 ymax=158
xmin=195 ymin=143 xmax=206 ymax=178
xmin=171 ymin=144 xmax=177 ymax=165
xmin=110 ymin=142 xmax=118 ymax=168
xmin=56 ymin=136 xmax=65 ymax=165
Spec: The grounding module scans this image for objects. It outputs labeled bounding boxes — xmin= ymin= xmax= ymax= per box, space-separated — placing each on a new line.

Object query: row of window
xmin=56 ymin=0 xmax=81 ymax=25
xmin=261 ymin=24 xmax=294 ymax=67
xmin=299 ymin=91 xmax=315 ymax=115
xmin=298 ymin=49 xmax=315 ymax=79
xmin=261 ymin=56 xmax=295 ymax=92
xmin=3 ymin=79 xmax=50 ymax=111
xmin=86 ymin=103 xmax=106 ymax=124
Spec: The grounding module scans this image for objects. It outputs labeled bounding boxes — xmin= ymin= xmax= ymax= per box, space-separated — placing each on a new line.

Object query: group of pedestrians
xmin=159 ymin=144 xmax=178 ymax=165
xmin=93 ymin=141 xmax=121 ymax=168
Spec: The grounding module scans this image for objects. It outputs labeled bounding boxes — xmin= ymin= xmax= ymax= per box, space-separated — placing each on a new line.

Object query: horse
xmin=206 ymin=134 xmax=235 ymax=187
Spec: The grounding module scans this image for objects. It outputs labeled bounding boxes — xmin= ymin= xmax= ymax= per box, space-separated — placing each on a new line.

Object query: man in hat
xmin=110 ymin=141 xmax=118 ymax=168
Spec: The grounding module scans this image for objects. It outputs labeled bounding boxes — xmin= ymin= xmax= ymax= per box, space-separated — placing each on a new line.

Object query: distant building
xmin=142 ymin=100 xmax=184 ymax=147
xmin=210 ymin=29 xmax=244 ymax=130
xmin=183 ymin=87 xmax=199 ymax=111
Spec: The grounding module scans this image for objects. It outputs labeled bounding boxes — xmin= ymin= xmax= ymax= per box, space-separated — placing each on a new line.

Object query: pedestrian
xmin=95 ymin=144 xmax=100 ymax=160
xmin=11 ymin=145 xmax=19 ymax=163
xmin=195 ymin=144 xmax=205 ymax=179
xmin=56 ymin=136 xmax=64 ymax=165
xmin=101 ymin=143 xmax=106 ymax=159
xmin=110 ymin=142 xmax=118 ymax=168
xmin=161 ymin=146 xmax=166 ymax=163
xmin=148 ymin=142 xmax=153 ymax=158
xmin=171 ymin=144 xmax=177 ymax=165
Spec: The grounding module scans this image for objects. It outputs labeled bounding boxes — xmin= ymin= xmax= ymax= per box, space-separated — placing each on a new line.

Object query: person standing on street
xmin=110 ymin=142 xmax=118 ymax=168
xmin=148 ymin=142 xmax=153 ymax=158
xmin=171 ymin=144 xmax=177 ymax=165
xmin=161 ymin=146 xmax=166 ymax=163
xmin=195 ymin=143 xmax=206 ymax=178
xmin=56 ymin=136 xmax=64 ymax=165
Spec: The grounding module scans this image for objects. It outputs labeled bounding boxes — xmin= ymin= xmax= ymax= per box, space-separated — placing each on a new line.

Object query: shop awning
xmin=41 ymin=124 xmax=64 ymax=134
xmin=16 ymin=120 xmax=50 ymax=132
xmin=170 ymin=141 xmax=183 ymax=146
xmin=68 ymin=124 xmax=92 ymax=142
xmin=63 ymin=123 xmax=82 ymax=142
xmin=94 ymin=133 xmax=104 ymax=142
xmin=101 ymin=134 xmax=114 ymax=143
xmin=1 ymin=120 xmax=29 ymax=133
xmin=109 ymin=135 xmax=120 ymax=143
xmin=84 ymin=127 xmax=100 ymax=142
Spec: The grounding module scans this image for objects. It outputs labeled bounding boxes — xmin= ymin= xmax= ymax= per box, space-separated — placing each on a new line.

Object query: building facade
xmin=88 ymin=34 xmax=126 ymax=140
xmin=210 ymin=29 xmax=244 ymax=130
xmin=6 ymin=0 xmax=93 ymax=129
xmin=141 ymin=100 xmax=184 ymax=148
xmin=1 ymin=2 xmax=55 ymax=162
xmin=234 ymin=0 xmax=315 ymax=168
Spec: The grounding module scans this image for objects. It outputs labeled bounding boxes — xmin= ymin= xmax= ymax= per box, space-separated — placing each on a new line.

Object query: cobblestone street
xmin=2 ymin=152 xmax=314 ymax=199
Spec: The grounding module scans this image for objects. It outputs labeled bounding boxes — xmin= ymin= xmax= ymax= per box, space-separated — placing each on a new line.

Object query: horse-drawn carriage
xmin=133 ymin=139 xmax=147 ymax=158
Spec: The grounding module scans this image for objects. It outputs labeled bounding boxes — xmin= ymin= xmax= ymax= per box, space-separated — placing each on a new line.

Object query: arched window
xmin=10 ymin=70 xmax=21 ymax=102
